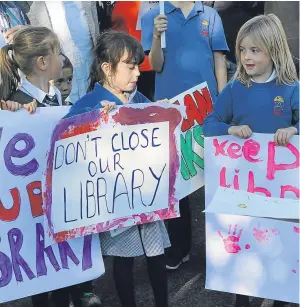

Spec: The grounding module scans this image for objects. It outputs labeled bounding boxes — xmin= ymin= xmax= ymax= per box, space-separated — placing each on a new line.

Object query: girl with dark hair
xmin=66 ymin=31 xmax=170 ymax=307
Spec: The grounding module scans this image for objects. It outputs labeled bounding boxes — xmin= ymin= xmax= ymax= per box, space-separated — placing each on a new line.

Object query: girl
xmin=203 ymin=14 xmax=299 ymax=307
xmin=0 ymin=26 xmax=101 ymax=307
xmin=67 ymin=31 xmax=170 ymax=307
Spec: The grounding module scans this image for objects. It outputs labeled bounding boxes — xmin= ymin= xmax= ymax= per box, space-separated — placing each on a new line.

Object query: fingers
xmin=274 ymin=129 xmax=288 ymax=146
xmin=156 ymin=98 xmax=169 ymax=103
xmin=101 ymin=101 xmax=116 ymax=114
xmin=217 ymin=231 xmax=224 ymax=239
xmin=1 ymin=100 xmax=22 ymax=111
xmin=239 ymin=125 xmax=252 ymax=138
xmin=154 ymin=15 xmax=168 ymax=36
xmin=23 ymin=100 xmax=37 ymax=114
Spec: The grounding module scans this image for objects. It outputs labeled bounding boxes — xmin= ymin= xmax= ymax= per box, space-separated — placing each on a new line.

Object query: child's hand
xmin=156 ymin=98 xmax=169 ymax=103
xmin=100 ymin=100 xmax=116 ymax=114
xmin=154 ymin=15 xmax=167 ymax=39
xmin=228 ymin=125 xmax=252 ymax=139
xmin=274 ymin=127 xmax=297 ymax=146
xmin=23 ymin=99 xmax=37 ymax=114
xmin=1 ymin=100 xmax=22 ymax=111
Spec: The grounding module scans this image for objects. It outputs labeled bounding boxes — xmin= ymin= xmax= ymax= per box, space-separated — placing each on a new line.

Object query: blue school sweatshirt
xmin=202 ymin=79 xmax=299 ymax=137
xmin=65 ymin=83 xmax=150 ymax=118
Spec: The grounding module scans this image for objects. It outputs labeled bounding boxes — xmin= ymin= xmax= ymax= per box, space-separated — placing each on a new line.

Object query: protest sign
xmin=44 ymin=103 xmax=182 ymax=243
xmin=170 ymin=82 xmax=213 ymax=199
xmin=0 ymin=108 xmax=104 ymax=303
xmin=204 ymin=133 xmax=299 ymax=303
xmin=205 ymin=187 xmax=299 ymax=219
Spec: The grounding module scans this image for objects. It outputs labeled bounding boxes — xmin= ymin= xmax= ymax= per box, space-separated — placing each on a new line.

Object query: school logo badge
xmin=273 ymin=96 xmax=284 ymax=116
xmin=201 ymin=20 xmax=209 ymax=37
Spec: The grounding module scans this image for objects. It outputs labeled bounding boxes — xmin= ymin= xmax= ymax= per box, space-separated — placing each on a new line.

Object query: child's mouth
xmin=246 ymin=64 xmax=255 ymax=70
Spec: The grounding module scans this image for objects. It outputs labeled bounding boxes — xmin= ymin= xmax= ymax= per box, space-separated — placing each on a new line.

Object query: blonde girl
xmin=203 ymin=14 xmax=298 ymax=307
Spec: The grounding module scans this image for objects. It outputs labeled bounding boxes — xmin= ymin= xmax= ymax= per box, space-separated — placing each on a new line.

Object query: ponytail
xmin=0 ymin=44 xmax=20 ymax=100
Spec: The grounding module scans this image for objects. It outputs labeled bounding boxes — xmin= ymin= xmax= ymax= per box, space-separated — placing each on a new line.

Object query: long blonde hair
xmin=234 ymin=14 xmax=298 ymax=87
xmin=0 ymin=26 xmax=60 ymax=100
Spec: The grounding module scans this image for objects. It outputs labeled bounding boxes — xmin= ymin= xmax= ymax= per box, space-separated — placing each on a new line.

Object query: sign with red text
xmin=0 ymin=109 xmax=104 ymax=303
xmin=204 ymin=133 xmax=299 ymax=303
xmin=44 ymin=103 xmax=182 ymax=243
xmin=170 ymin=82 xmax=213 ymax=199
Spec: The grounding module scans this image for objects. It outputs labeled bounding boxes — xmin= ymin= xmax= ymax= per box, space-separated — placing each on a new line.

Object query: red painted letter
xmin=267 ymin=142 xmax=299 ymax=180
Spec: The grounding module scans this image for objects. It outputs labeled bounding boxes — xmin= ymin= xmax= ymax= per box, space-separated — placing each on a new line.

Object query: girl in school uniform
xmin=67 ymin=31 xmax=170 ymax=307
xmin=0 ymin=26 xmax=101 ymax=307
xmin=203 ymin=14 xmax=299 ymax=307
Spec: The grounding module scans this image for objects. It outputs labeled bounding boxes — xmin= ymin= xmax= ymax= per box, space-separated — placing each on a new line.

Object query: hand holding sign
xmin=274 ymin=126 xmax=298 ymax=147
xmin=153 ymin=14 xmax=167 ymax=43
xmin=228 ymin=125 xmax=253 ymax=139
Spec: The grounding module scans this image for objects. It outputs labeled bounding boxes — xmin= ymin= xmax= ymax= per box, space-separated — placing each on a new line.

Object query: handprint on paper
xmin=218 ymin=224 xmax=244 ymax=254
xmin=252 ymin=227 xmax=279 ymax=243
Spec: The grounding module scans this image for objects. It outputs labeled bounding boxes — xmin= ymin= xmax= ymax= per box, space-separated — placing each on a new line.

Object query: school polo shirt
xmin=141 ymin=1 xmax=229 ymax=102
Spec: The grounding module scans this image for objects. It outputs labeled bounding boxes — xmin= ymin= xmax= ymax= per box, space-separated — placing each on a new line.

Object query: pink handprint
xmin=218 ymin=224 xmax=244 ymax=254
xmin=252 ymin=227 xmax=279 ymax=243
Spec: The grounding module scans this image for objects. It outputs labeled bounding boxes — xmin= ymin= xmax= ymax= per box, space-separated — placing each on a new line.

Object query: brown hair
xmin=87 ymin=31 xmax=145 ymax=92
xmin=0 ymin=26 xmax=60 ymax=100
xmin=60 ymin=52 xmax=73 ymax=71
xmin=234 ymin=14 xmax=298 ymax=87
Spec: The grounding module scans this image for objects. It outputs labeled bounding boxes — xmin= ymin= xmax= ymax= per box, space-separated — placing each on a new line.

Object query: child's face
xmin=106 ymin=51 xmax=140 ymax=92
xmin=54 ymin=67 xmax=73 ymax=101
xmin=239 ymin=36 xmax=273 ymax=82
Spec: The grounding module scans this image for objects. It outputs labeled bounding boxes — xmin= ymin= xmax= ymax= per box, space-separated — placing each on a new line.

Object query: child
xmin=0 ymin=26 xmax=101 ymax=307
xmin=53 ymin=52 xmax=74 ymax=105
xmin=203 ymin=14 xmax=299 ymax=307
xmin=67 ymin=31 xmax=170 ymax=307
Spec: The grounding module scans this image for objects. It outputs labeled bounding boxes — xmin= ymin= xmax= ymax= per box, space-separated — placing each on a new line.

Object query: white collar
xmin=251 ymin=70 xmax=277 ymax=83
xmin=64 ymin=96 xmax=72 ymax=105
xmin=19 ymin=78 xmax=62 ymax=106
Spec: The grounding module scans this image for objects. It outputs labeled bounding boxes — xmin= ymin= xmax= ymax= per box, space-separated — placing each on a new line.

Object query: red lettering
xmin=201 ymin=87 xmax=213 ymax=114
xmin=247 ymin=171 xmax=271 ymax=197
xmin=227 ymin=143 xmax=242 ymax=159
xmin=0 ymin=188 xmax=21 ymax=221
xmin=233 ymin=170 xmax=240 ymax=189
xmin=213 ymin=139 xmax=228 ymax=156
xmin=220 ymin=167 xmax=231 ymax=188
xmin=267 ymin=142 xmax=300 ymax=180
xmin=181 ymin=94 xmax=204 ymax=132
xmin=242 ymin=139 xmax=261 ymax=163
xmin=27 ymin=181 xmax=43 ymax=217
xmin=173 ymin=100 xmax=180 ymax=105
xmin=280 ymin=185 xmax=300 ymax=198
xmin=192 ymin=89 xmax=212 ymax=122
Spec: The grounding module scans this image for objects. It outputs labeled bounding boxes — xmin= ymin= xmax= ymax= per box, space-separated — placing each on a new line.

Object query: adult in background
xmin=142 ymin=1 xmax=228 ymax=270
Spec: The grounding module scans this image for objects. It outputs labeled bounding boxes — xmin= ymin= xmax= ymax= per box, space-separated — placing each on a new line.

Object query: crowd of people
xmin=0 ymin=1 xmax=299 ymax=307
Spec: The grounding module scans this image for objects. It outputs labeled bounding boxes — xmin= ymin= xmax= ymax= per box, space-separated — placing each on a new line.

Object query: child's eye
xmin=68 ymin=77 xmax=73 ymax=83
xmin=252 ymin=48 xmax=260 ymax=53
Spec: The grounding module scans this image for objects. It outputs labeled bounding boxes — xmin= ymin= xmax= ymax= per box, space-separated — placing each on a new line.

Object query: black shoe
xmin=73 ymin=292 xmax=102 ymax=307
xmin=165 ymin=254 xmax=190 ymax=270
xmin=235 ymin=295 xmax=250 ymax=307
